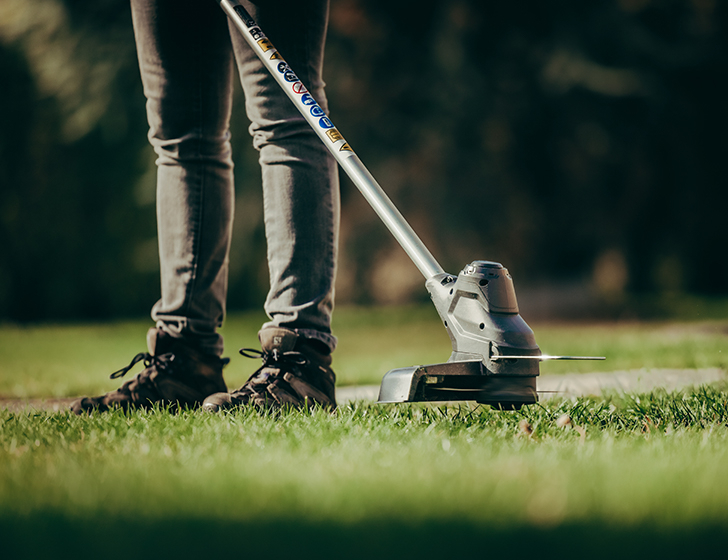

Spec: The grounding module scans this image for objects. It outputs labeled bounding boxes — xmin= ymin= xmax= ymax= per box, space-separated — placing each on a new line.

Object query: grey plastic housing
xmin=378 ymin=261 xmax=541 ymax=407
xmin=426 ymin=261 xmax=541 ymax=371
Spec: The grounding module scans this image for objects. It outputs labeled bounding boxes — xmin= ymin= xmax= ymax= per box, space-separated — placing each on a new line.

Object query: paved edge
xmin=0 ymin=398 xmax=77 ymax=414
xmin=537 ymin=367 xmax=726 ymax=399
xmin=2 ymin=368 xmax=725 ymax=412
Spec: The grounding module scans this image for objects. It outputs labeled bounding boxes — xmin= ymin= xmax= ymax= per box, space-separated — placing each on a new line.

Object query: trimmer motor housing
xmin=378 ymin=261 xmax=541 ymax=408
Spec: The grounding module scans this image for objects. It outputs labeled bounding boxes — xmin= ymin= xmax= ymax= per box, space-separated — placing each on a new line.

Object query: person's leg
xmin=70 ymin=0 xmax=235 ymax=414
xmin=134 ymin=0 xmax=236 ymax=357
xmin=231 ymin=0 xmax=340 ymax=353
xmin=202 ymin=0 xmax=339 ymax=412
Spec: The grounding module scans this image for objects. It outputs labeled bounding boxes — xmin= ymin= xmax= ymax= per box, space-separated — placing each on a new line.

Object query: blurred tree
xmin=0 ymin=0 xmax=155 ymax=320
xmin=326 ymin=0 xmax=728 ymax=303
xmin=0 ymin=0 xmax=726 ymax=322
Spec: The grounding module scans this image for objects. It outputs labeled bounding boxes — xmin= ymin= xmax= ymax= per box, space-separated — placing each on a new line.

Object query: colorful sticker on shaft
xmin=310 ymin=105 xmax=325 ymax=118
xmin=292 ymin=82 xmax=307 ymax=95
xmin=269 ymin=51 xmax=282 ymax=60
xmin=337 ymin=142 xmax=354 ymax=157
xmin=257 ymin=38 xmax=274 ymax=52
xmin=300 ymin=94 xmax=316 ymax=106
xmin=249 ymin=27 xmax=263 ymax=40
xmin=318 ymin=117 xmax=333 ymax=129
xmin=326 ymin=129 xmax=343 ymax=143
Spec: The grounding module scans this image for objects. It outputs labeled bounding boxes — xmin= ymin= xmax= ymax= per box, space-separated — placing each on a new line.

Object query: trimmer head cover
xmin=378 ymin=261 xmax=540 ymax=408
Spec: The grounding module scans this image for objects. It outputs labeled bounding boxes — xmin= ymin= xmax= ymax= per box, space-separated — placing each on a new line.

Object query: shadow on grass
xmin=2 ymin=516 xmax=724 ymax=559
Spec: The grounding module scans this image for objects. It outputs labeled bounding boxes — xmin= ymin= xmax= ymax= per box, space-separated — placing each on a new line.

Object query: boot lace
xmin=109 ymin=352 xmax=176 ymax=380
xmin=239 ymin=347 xmax=308 ymax=377
xmin=232 ymin=347 xmax=334 ymax=408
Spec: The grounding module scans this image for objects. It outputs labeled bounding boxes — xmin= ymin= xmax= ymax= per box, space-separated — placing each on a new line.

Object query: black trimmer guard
xmin=378 ymin=361 xmax=538 ymax=409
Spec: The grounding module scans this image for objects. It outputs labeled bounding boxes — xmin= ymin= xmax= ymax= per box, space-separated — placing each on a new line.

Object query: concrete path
xmin=1 ymin=368 xmax=725 ymax=412
xmin=535 ymin=367 xmax=726 ymax=399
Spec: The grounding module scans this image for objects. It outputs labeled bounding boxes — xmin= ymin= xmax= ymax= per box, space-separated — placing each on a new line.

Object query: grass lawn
xmin=1 ymin=304 xmax=727 ymax=558
xmin=0 ymin=304 xmax=727 ymax=397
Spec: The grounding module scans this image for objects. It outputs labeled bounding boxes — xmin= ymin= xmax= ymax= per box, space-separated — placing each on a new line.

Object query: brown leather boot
xmin=71 ymin=328 xmax=229 ymax=414
xmin=202 ymin=327 xmax=336 ymax=413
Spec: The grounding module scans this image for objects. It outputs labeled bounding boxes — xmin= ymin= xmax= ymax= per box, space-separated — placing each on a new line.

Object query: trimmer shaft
xmin=221 ymin=0 xmax=603 ymax=410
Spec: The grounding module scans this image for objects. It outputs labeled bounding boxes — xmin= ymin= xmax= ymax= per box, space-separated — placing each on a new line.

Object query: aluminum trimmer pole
xmin=220 ymin=0 xmax=605 ymax=410
xmin=219 ymin=0 xmax=444 ymax=280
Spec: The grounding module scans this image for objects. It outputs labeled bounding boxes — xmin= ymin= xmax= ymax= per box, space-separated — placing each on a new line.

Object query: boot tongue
xmin=146 ymin=327 xmax=183 ymax=356
xmin=147 ymin=327 xmax=161 ymax=355
xmin=259 ymin=327 xmax=333 ymax=368
xmin=259 ymin=327 xmax=299 ymax=354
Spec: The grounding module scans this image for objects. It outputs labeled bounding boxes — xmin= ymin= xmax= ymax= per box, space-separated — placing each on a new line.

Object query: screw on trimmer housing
xmin=220 ymin=0 xmax=605 ymax=409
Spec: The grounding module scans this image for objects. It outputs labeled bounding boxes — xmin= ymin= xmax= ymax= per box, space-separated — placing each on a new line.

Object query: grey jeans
xmin=131 ymin=0 xmax=340 ymax=356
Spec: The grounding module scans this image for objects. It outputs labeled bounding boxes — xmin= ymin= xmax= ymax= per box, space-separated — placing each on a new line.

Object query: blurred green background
xmin=1 ymin=0 xmax=726 ymax=323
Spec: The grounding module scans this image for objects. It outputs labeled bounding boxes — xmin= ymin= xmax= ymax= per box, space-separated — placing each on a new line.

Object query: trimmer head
xmin=378 ymin=261 xmax=541 ymax=409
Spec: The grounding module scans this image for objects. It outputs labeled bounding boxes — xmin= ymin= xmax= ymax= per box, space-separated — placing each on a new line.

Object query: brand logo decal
xmin=326 ymin=129 xmax=343 ymax=142
xmin=257 ymin=38 xmax=274 ymax=52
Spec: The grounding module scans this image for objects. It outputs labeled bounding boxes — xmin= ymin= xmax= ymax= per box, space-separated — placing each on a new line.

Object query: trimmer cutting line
xmin=220 ymin=0 xmax=604 ymax=409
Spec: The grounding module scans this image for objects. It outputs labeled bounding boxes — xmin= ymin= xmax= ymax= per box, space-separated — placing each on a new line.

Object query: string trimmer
xmin=220 ymin=0 xmax=604 ymax=409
